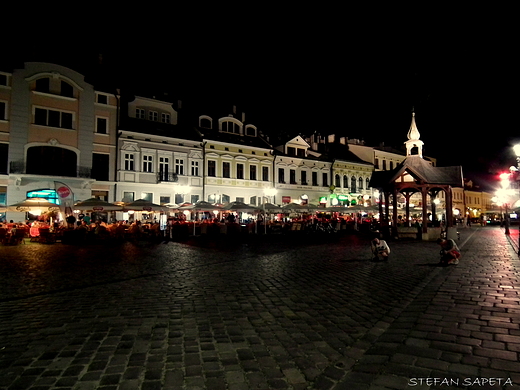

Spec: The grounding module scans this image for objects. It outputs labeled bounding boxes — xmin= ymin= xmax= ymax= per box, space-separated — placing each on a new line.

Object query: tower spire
xmin=404 ymin=111 xmax=424 ymax=158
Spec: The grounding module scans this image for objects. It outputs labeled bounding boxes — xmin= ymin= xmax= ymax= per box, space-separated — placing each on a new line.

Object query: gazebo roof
xmin=370 ymin=155 xmax=464 ymax=189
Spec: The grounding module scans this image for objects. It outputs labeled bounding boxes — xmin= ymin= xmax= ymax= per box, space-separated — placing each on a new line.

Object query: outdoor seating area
xmin=0 ymin=223 xmax=30 ymax=245
xmin=1 ymin=197 xmax=384 ymax=245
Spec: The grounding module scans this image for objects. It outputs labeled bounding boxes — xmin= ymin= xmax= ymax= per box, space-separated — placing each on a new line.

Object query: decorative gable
xmin=285 ymin=136 xmax=310 ymax=157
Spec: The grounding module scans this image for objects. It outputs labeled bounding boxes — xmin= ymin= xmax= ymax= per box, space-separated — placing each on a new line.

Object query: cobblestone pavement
xmin=0 ymin=226 xmax=519 ymax=389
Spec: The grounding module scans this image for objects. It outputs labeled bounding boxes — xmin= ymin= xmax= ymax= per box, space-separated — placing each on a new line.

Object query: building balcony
xmin=156 ymin=172 xmax=178 ymax=183
xmin=9 ymin=160 xmax=91 ymax=178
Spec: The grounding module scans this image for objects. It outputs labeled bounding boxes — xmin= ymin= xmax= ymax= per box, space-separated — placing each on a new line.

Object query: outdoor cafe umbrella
xmin=282 ymin=203 xmax=318 ymax=212
xmin=73 ymin=198 xmax=123 ymax=212
xmin=179 ymin=201 xmax=223 ymax=235
xmin=123 ymin=199 xmax=169 ymax=212
xmin=179 ymin=201 xmax=222 ymax=211
xmin=223 ymin=201 xmax=257 ymax=212
xmin=7 ymin=198 xmax=61 ymax=212
xmin=258 ymin=203 xmax=283 ymax=212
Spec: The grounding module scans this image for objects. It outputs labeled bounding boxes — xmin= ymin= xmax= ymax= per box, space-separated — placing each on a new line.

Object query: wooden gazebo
xmin=369 ymin=113 xmax=463 ymax=240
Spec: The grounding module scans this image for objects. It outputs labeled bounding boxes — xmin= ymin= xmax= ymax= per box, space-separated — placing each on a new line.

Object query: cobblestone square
xmin=1 ymin=227 xmax=520 ymax=389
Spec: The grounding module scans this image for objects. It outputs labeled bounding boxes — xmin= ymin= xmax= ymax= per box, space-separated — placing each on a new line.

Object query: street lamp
xmin=498 ymin=173 xmax=511 ymax=235
xmin=513 ymin=145 xmax=520 ymax=254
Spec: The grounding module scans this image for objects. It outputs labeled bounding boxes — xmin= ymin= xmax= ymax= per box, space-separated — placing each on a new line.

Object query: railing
xmin=9 ymin=161 xmax=91 ymax=178
xmin=156 ymin=172 xmax=178 ymax=183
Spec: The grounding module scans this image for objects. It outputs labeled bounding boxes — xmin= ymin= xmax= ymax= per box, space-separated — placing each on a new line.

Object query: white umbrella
xmin=180 ymin=201 xmax=222 ymax=211
xmin=223 ymin=202 xmax=257 ymax=212
xmin=123 ymin=199 xmax=168 ymax=212
xmin=258 ymin=203 xmax=283 ymax=212
xmin=7 ymin=198 xmax=61 ymax=212
xmin=179 ymin=201 xmax=222 ymax=235
xmin=282 ymin=203 xmax=318 ymax=212
xmin=74 ymin=198 xmax=123 ymax=212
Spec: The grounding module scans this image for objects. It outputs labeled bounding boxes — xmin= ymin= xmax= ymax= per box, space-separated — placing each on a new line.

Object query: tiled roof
xmin=370 ymin=155 xmax=463 ymax=189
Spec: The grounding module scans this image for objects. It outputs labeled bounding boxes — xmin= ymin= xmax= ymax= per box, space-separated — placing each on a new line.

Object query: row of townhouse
xmin=1 ymin=61 xmax=498 ymax=223
xmin=0 ymin=62 xmax=376 ymax=222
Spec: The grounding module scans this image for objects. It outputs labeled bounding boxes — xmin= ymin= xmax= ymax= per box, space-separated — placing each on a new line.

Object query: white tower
xmin=404 ymin=112 xmax=424 ymax=158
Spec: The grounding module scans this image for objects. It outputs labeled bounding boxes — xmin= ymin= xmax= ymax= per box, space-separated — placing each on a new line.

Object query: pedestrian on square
xmin=437 ymin=237 xmax=461 ymax=265
xmin=371 ymin=237 xmax=390 ymax=261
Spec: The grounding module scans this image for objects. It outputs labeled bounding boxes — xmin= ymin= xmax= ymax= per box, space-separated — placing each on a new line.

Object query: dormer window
xmin=245 ymin=125 xmax=257 ymax=137
xmin=221 ymin=120 xmax=240 ymax=134
xmin=199 ymin=116 xmax=212 ymax=129
xmin=148 ymin=111 xmax=158 ymax=121
xmin=136 ymin=108 xmax=145 ymax=119
xmin=161 ymin=113 xmax=170 ymax=123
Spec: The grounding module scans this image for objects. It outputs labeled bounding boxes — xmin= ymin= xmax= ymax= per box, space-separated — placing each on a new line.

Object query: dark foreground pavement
xmin=0 ymin=226 xmax=519 ymax=390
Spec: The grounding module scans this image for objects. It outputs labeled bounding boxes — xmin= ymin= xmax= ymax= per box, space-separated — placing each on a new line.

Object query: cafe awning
xmin=74 ymin=198 xmax=123 ymax=212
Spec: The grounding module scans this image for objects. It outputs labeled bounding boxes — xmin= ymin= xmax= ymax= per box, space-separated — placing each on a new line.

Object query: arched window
xmin=221 ymin=120 xmax=240 ymax=134
xmin=343 ymin=175 xmax=348 ymax=188
xmin=351 ymin=176 xmax=357 ymax=193
xmin=335 ymin=174 xmax=340 ymax=188
xmin=358 ymin=177 xmax=364 ymax=190
xmin=35 ymin=77 xmax=50 ymax=93
xmin=366 ymin=177 xmax=370 ymax=189
xmin=26 ymin=146 xmax=77 ymax=177
xmin=200 ymin=117 xmax=212 ymax=129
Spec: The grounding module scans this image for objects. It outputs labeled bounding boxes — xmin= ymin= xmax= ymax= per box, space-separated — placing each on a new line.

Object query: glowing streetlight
xmin=513 ymin=145 xmax=520 ymax=254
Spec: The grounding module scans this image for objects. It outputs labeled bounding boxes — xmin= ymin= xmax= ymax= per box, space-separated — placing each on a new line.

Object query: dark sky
xmin=5 ymin=20 xmax=516 ymax=189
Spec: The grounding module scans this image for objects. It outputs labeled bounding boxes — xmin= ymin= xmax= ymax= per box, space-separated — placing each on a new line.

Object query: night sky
xmin=4 ymin=19 xmax=515 ymax=190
